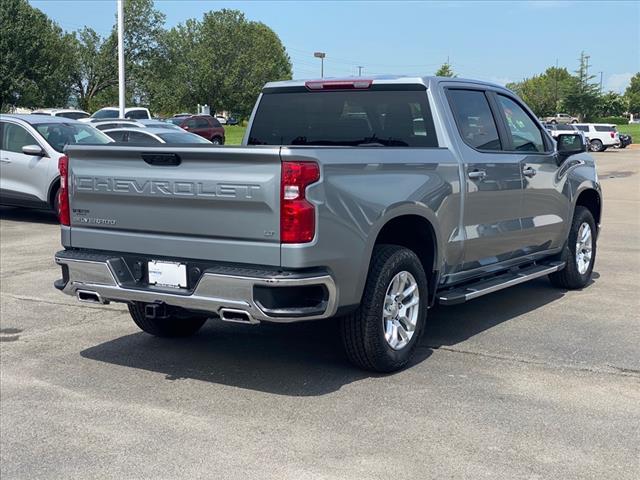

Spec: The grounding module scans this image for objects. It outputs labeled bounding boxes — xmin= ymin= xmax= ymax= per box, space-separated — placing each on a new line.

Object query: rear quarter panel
xmin=280 ymin=147 xmax=462 ymax=307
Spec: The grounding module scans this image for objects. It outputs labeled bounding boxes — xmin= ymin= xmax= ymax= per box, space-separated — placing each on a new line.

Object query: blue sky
xmin=31 ymin=0 xmax=639 ymax=92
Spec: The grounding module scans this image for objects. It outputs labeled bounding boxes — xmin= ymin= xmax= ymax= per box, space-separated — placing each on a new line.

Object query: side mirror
xmin=22 ymin=144 xmax=45 ymax=156
xmin=556 ymin=133 xmax=585 ymax=159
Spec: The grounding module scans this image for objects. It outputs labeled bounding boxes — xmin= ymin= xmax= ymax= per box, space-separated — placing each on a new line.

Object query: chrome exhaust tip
xmin=76 ymin=289 xmax=107 ymax=304
xmin=219 ymin=308 xmax=259 ymax=325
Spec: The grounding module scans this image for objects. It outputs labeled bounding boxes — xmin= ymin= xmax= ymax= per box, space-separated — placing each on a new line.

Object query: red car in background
xmin=166 ymin=115 xmax=225 ymax=144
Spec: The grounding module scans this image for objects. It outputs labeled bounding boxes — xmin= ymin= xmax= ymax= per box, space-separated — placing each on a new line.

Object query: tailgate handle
xmin=141 ymin=153 xmax=181 ymax=166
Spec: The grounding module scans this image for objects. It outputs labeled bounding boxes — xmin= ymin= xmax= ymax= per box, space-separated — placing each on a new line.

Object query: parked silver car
xmin=102 ymin=127 xmax=212 ymax=144
xmin=0 ymin=115 xmax=112 ymax=212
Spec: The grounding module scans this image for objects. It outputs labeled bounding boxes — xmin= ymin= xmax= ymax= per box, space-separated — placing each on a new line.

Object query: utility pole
xmin=554 ymin=58 xmax=558 ymax=109
xmin=117 ymin=0 xmax=125 ymax=118
xmin=314 ymin=52 xmax=326 ymax=78
xmin=357 ymin=66 xmax=364 ymax=76
xmin=598 ymin=71 xmax=603 ymax=92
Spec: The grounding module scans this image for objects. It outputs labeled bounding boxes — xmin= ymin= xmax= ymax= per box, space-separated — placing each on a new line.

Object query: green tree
xmin=69 ymin=27 xmax=118 ymax=111
xmin=597 ymin=91 xmax=625 ymax=117
xmin=435 ymin=62 xmax=455 ymax=77
xmin=624 ymin=73 xmax=640 ymax=115
xmin=0 ymin=0 xmax=75 ymax=111
xmin=507 ymin=67 xmax=574 ymax=117
xmin=149 ymin=9 xmax=292 ymax=117
xmin=563 ymin=52 xmax=600 ymax=121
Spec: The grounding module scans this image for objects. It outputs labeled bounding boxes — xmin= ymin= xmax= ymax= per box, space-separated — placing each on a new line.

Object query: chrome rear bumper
xmin=55 ymin=250 xmax=337 ymax=323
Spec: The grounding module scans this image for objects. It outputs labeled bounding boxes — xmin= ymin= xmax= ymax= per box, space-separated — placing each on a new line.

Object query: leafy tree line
xmin=433 ymin=56 xmax=639 ymax=122
xmin=506 ymin=52 xmax=639 ymax=122
xmin=0 ymin=0 xmax=292 ymax=116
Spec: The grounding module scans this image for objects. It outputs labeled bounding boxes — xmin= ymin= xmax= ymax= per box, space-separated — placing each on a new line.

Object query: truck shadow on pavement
xmin=80 ymin=276 xmax=584 ymax=396
xmin=0 ymin=206 xmax=59 ymax=224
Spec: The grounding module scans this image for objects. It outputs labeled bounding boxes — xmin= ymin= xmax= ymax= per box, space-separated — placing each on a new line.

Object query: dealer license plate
xmin=148 ymin=260 xmax=187 ymax=288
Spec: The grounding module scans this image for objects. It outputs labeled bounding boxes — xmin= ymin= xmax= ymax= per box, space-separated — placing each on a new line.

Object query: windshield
xmin=57 ymin=111 xmax=90 ymax=120
xmin=156 ymin=132 xmax=211 ymax=144
xmin=34 ymin=123 xmax=113 ymax=152
xmin=91 ymin=109 xmax=118 ymax=119
xmin=248 ymin=89 xmax=438 ymax=147
xmin=166 ymin=118 xmax=184 ymax=125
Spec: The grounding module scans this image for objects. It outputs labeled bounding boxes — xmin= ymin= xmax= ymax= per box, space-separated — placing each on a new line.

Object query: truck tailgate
xmin=64 ymin=145 xmax=282 ymax=265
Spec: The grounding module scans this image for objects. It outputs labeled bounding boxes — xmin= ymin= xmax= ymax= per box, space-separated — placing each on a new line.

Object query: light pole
xmin=314 ymin=52 xmax=326 ymax=78
xmin=117 ymin=0 xmax=125 ymax=118
xmin=357 ymin=66 xmax=364 ymax=76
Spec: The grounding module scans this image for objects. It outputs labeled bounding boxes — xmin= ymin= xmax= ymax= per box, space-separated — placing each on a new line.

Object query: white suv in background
xmin=0 ymin=115 xmax=112 ymax=212
xmin=31 ymin=108 xmax=90 ymax=120
xmin=574 ymin=124 xmax=620 ymax=152
xmin=82 ymin=107 xmax=152 ymax=121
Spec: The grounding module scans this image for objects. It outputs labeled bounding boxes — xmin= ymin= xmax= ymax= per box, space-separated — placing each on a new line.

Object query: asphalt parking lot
xmin=1 ymin=149 xmax=639 ymax=480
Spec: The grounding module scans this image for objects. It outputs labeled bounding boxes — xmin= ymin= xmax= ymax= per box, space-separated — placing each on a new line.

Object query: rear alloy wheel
xmin=340 ymin=245 xmax=428 ymax=372
xmin=549 ymin=206 xmax=597 ymax=289
xmin=590 ymin=139 xmax=603 ymax=152
xmin=383 ymin=271 xmax=420 ymax=350
xmin=550 ymin=120 xmax=557 ymax=124
xmin=211 ymin=137 xmax=222 ymax=145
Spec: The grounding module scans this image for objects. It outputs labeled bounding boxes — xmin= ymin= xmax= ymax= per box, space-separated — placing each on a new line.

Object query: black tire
xmin=128 ymin=302 xmax=207 ymax=337
xmin=571 ymin=120 xmax=578 ymax=124
xmin=590 ymin=139 xmax=603 ymax=152
xmin=52 ymin=187 xmax=60 ymax=216
xmin=340 ymin=245 xmax=428 ymax=373
xmin=211 ymin=137 xmax=223 ymax=145
xmin=550 ymin=120 xmax=557 ymax=124
xmin=549 ymin=206 xmax=596 ymax=289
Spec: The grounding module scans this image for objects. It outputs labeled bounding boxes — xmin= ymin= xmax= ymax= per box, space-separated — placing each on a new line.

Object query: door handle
xmin=0 ymin=158 xmax=11 ymax=165
xmin=523 ymin=166 xmax=537 ymax=178
xmin=468 ymin=169 xmax=487 ymax=180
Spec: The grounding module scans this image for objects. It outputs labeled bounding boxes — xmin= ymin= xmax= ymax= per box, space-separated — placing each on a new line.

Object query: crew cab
xmin=53 ymin=77 xmax=601 ymax=372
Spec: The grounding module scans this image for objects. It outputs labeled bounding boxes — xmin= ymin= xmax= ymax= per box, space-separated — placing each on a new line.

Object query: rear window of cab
xmin=248 ymin=87 xmax=438 ymax=147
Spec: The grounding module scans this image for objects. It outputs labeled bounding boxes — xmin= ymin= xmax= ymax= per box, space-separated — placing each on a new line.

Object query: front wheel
xmin=340 ymin=245 xmax=428 ymax=372
xmin=549 ymin=206 xmax=596 ymax=289
xmin=211 ymin=137 xmax=223 ymax=145
xmin=128 ymin=302 xmax=207 ymax=337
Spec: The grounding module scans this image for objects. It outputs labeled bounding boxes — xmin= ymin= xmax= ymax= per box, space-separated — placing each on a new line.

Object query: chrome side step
xmin=438 ymin=262 xmax=565 ymax=306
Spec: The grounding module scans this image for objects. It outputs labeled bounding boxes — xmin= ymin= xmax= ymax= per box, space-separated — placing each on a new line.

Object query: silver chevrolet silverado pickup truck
xmin=54 ymin=76 xmax=601 ymax=372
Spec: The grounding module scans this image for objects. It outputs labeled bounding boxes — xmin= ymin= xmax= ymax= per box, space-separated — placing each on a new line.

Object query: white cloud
xmin=605 ymin=73 xmax=633 ymax=93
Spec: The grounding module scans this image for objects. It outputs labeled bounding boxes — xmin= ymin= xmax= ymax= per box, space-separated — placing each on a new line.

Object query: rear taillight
xmin=610 ymin=132 xmax=615 ymax=138
xmin=58 ymin=155 xmax=70 ymax=226
xmin=281 ymin=161 xmax=320 ymax=243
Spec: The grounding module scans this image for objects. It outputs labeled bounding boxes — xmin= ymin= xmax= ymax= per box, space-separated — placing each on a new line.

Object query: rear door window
xmin=127 ymin=131 xmax=159 ymax=144
xmin=195 ymin=118 xmax=210 ymax=128
xmin=447 ymin=89 xmax=501 ymax=151
xmin=594 ymin=125 xmax=615 ymax=132
xmin=248 ymin=88 xmax=437 ymax=147
xmin=106 ymin=131 xmax=128 ymax=142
